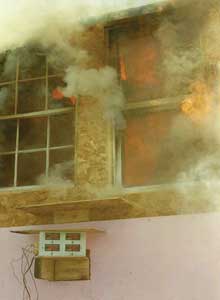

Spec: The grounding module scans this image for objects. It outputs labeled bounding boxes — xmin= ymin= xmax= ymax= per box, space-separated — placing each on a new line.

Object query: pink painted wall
xmin=1 ymin=214 xmax=220 ymax=300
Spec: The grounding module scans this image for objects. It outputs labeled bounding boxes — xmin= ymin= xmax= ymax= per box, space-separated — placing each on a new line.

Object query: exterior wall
xmin=1 ymin=214 xmax=220 ymax=300
xmin=0 ymin=0 xmax=218 ymax=228
xmin=0 ymin=24 xmax=115 ymax=227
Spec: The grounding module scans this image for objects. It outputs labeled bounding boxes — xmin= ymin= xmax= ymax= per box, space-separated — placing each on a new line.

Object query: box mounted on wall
xmin=11 ymin=228 xmax=105 ymax=281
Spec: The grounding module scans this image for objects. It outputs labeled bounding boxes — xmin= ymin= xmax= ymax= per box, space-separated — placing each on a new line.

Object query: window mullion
xmin=45 ymin=57 xmax=49 ymax=110
xmin=14 ymin=119 xmax=20 ymax=187
xmin=14 ymin=58 xmax=19 ymax=114
xmin=46 ymin=116 xmax=50 ymax=177
xmin=115 ymin=132 xmax=123 ymax=186
xmin=13 ymin=58 xmax=20 ymax=187
xmin=45 ymin=58 xmax=50 ymax=177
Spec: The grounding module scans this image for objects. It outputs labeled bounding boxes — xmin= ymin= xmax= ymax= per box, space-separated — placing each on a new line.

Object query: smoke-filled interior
xmin=108 ymin=1 xmax=220 ymax=188
xmin=0 ymin=47 xmax=74 ymax=187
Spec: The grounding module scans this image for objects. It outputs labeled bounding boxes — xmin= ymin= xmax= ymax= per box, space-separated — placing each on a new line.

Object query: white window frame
xmin=0 ymin=57 xmax=75 ymax=190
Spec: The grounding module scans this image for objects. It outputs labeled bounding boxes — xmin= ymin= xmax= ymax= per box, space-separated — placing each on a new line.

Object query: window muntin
xmin=0 ymin=51 xmax=75 ymax=188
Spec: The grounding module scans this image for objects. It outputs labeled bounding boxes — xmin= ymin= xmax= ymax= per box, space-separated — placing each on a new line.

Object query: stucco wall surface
xmin=1 ymin=214 xmax=220 ymax=300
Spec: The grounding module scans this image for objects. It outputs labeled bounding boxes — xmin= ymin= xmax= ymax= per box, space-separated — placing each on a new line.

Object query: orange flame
xmin=52 ymin=88 xmax=64 ymax=100
xmin=70 ymin=96 xmax=77 ymax=105
xmin=52 ymin=88 xmax=77 ymax=106
xmin=181 ymin=81 xmax=212 ymax=123
xmin=119 ymin=55 xmax=127 ymax=81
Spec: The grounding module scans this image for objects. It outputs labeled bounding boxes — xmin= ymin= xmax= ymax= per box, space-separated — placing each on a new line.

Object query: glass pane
xmin=19 ymin=117 xmax=47 ymax=150
xmin=50 ymin=112 xmax=74 ymax=147
xmin=123 ymin=110 xmax=180 ymax=186
xmin=48 ymin=59 xmax=64 ymax=75
xmin=17 ymin=151 xmax=46 ymax=186
xmin=18 ymin=80 xmax=45 ymax=113
xmin=49 ymin=148 xmax=74 ymax=181
xmin=0 ymin=84 xmax=15 ymax=116
xmin=19 ymin=52 xmax=46 ymax=79
xmin=0 ymin=51 xmax=17 ymax=82
xmin=48 ymin=77 xmax=75 ymax=109
xmin=0 ymin=154 xmax=15 ymax=187
xmin=0 ymin=119 xmax=17 ymax=152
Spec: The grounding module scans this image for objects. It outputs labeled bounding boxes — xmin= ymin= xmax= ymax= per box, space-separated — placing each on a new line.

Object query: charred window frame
xmin=106 ymin=11 xmax=188 ymax=189
xmin=0 ymin=52 xmax=75 ymax=189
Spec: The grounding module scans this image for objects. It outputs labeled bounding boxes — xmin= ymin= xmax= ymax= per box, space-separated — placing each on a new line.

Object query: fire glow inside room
xmin=1 ymin=0 xmax=220 ymax=299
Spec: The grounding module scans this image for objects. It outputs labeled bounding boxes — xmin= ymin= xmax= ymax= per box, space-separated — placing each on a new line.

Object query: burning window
xmin=108 ymin=15 xmax=171 ymax=103
xmin=0 ymin=49 xmax=75 ymax=188
xmin=107 ymin=9 xmax=209 ymax=187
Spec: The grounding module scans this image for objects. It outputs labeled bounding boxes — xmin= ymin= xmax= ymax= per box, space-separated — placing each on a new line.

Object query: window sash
xmin=0 ymin=56 xmax=75 ymax=188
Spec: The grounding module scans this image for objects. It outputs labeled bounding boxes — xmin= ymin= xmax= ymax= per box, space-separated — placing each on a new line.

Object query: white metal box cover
xmin=39 ymin=231 xmax=86 ymax=257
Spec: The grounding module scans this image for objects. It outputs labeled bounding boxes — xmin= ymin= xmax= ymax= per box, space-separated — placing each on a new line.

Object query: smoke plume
xmin=153 ymin=0 xmax=220 ymax=209
xmin=0 ymin=0 xmax=135 ymax=186
xmin=0 ymin=88 xmax=8 ymax=111
xmin=0 ymin=0 xmax=133 ymax=124
xmin=61 ymin=65 xmax=125 ymax=125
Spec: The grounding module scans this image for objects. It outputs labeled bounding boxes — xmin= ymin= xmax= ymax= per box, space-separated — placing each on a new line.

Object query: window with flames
xmin=107 ymin=9 xmax=212 ymax=188
xmin=0 ymin=49 xmax=75 ymax=188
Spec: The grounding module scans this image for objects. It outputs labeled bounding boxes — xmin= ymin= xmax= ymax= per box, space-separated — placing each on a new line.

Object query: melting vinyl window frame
xmin=0 ymin=52 xmax=75 ymax=189
xmin=105 ymin=13 xmax=187 ymax=189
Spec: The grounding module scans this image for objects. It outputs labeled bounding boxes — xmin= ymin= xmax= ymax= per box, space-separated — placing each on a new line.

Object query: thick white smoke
xmin=0 ymin=0 xmax=153 ymax=123
xmin=0 ymin=88 xmax=8 ymax=111
xmin=153 ymin=0 xmax=220 ymax=210
xmin=0 ymin=0 xmax=164 ymax=53
xmin=61 ymin=65 xmax=125 ymax=125
xmin=0 ymin=0 xmax=132 ymax=186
